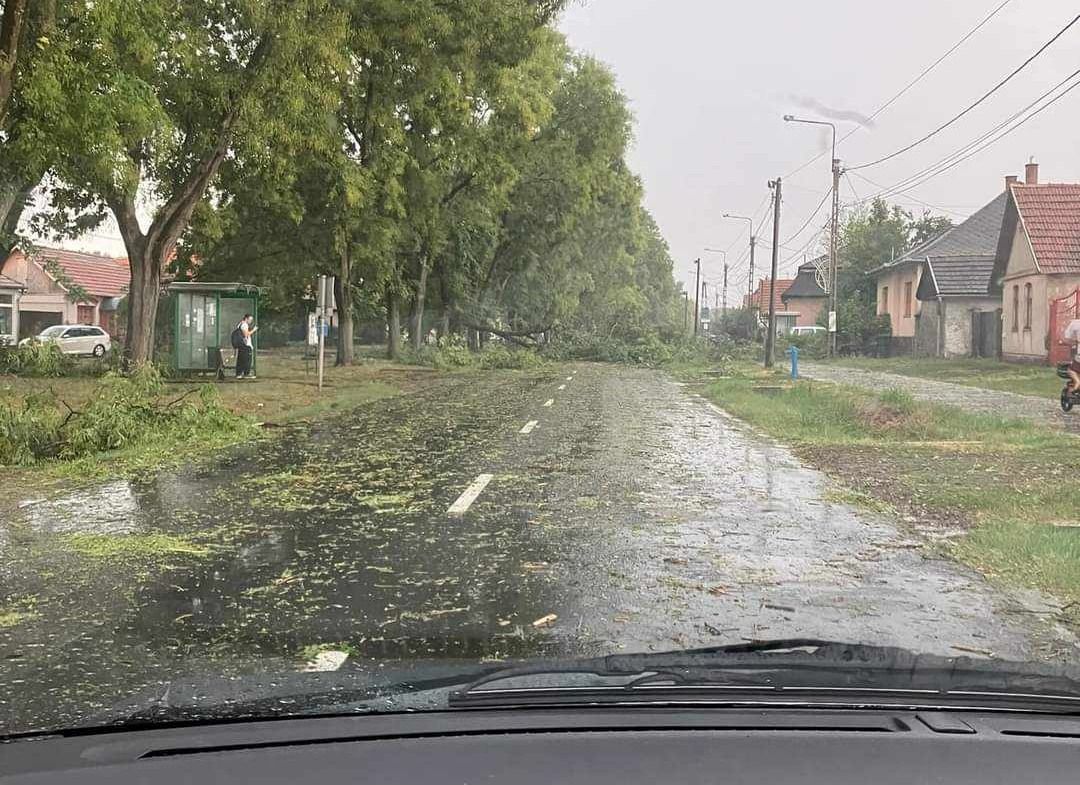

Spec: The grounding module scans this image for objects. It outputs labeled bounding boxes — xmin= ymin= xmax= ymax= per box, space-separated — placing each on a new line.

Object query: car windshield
xmin=3 ymin=0 xmax=1080 ymax=739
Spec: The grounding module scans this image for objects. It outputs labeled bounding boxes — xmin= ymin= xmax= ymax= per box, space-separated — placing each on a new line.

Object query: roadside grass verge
xmin=0 ymin=348 xmax=411 ymax=512
xmin=824 ymin=356 xmax=1061 ymax=400
xmin=696 ymin=364 xmax=1080 ymax=611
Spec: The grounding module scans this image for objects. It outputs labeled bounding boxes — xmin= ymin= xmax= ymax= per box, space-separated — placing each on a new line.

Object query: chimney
xmin=1025 ymin=160 xmax=1039 ymax=185
xmin=1005 ymin=174 xmax=1019 ymax=190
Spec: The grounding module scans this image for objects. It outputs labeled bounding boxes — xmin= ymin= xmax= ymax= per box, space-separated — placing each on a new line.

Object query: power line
xmin=848 ymin=171 xmax=970 ymax=219
xmin=848 ymin=11 xmax=1080 ymax=171
xmin=844 ymin=172 xmax=861 ymax=202
xmin=857 ymin=66 xmax=1080 ymax=198
xmin=781 ymin=189 xmax=831 ymax=246
xmin=853 ymin=67 xmax=1080 ymax=203
xmin=784 ymin=0 xmax=1016 ymax=180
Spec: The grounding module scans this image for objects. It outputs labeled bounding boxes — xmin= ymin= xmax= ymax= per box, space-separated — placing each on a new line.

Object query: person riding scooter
xmin=1065 ymin=318 xmax=1080 ymax=393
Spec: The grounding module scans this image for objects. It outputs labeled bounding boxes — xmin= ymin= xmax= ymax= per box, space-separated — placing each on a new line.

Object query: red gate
xmin=1049 ymin=288 xmax=1080 ymax=365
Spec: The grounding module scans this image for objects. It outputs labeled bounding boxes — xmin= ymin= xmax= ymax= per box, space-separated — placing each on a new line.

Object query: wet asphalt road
xmin=1 ymin=363 xmax=1077 ymax=733
xmin=800 ymin=362 xmax=1080 ymax=434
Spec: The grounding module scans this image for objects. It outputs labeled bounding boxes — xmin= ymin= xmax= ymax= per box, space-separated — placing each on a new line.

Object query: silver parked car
xmin=19 ymin=324 xmax=112 ymax=357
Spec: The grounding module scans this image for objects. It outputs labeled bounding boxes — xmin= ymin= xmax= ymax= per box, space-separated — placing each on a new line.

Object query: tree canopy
xmin=2 ymin=0 xmax=683 ymax=362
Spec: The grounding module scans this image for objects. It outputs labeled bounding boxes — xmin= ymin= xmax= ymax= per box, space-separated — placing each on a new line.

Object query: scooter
xmin=1056 ymin=363 xmax=1080 ymax=412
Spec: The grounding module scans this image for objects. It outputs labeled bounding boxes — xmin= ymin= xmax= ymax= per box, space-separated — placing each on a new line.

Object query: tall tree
xmin=0 ymin=0 xmax=27 ymax=125
xmin=19 ymin=0 xmax=345 ymax=362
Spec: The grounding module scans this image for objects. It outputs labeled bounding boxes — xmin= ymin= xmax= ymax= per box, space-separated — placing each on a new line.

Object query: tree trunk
xmin=386 ymin=291 xmax=401 ymax=360
xmin=438 ymin=312 xmax=450 ymax=343
xmin=124 ymin=239 xmax=162 ymax=365
xmin=0 ymin=177 xmax=34 ymax=258
xmin=412 ymin=257 xmax=429 ymax=351
xmin=335 ymin=247 xmax=353 ymax=366
xmin=0 ymin=0 xmax=28 ymax=126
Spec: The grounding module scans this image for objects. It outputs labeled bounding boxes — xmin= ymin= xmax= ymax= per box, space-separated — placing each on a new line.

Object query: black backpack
xmin=230 ymin=325 xmax=245 ymax=349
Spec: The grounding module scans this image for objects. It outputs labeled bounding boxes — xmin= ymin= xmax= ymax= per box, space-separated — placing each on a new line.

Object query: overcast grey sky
xmin=559 ymin=0 xmax=1080 ymax=296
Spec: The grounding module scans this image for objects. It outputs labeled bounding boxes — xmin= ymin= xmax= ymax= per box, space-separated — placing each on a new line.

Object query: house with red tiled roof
xmin=744 ymin=277 xmax=799 ymax=334
xmin=991 ymin=162 xmax=1080 ymax=364
xmin=0 ymin=246 xmax=130 ymax=340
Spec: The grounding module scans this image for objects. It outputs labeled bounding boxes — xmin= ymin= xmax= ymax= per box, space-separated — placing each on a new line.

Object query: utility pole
xmin=722 ymin=263 xmax=728 ymax=314
xmin=693 ymin=257 xmax=701 ymax=337
xmin=829 ymin=156 xmax=841 ymax=356
xmin=722 ymin=214 xmax=756 ymax=337
xmin=783 ymin=114 xmax=841 ymax=356
xmin=764 ymin=178 xmax=782 ymax=368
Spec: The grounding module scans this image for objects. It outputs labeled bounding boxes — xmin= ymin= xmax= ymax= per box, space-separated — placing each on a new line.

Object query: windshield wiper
xmin=449 ymin=639 xmax=1080 ymax=712
xmin=24 ymin=639 xmax=1080 ymax=739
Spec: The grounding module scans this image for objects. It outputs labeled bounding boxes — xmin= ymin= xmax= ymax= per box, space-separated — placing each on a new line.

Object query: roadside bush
xmin=1 ymin=365 xmax=251 ymax=466
xmin=477 ymin=343 xmax=544 ymax=370
xmin=0 ymin=392 xmax=64 ymax=466
xmin=61 ymin=366 xmax=166 ymax=457
xmin=545 ymin=331 xmax=738 ymax=369
xmin=404 ymin=336 xmax=545 ymax=370
xmin=0 ymin=342 xmax=72 ymax=377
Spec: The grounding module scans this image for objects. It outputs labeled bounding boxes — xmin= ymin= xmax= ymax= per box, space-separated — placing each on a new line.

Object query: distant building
xmin=781 ymin=257 xmax=828 ymax=328
xmin=911 ymin=191 xmax=1008 ymax=358
xmin=0 ymin=246 xmax=129 ymax=339
xmin=745 ymin=278 xmax=797 ymax=335
xmin=872 ymin=186 xmax=1007 ymax=357
xmin=991 ymin=163 xmax=1080 ymax=364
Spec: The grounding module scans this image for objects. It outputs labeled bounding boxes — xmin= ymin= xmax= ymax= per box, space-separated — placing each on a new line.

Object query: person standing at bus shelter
xmin=231 ymin=314 xmax=257 ymax=380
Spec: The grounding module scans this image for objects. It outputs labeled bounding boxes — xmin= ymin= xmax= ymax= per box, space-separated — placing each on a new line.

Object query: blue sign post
xmin=788 ymin=345 xmax=799 ymax=380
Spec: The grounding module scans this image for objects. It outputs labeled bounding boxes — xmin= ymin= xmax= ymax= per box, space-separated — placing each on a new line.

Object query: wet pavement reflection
xmin=1 ymin=364 xmax=1076 ymax=734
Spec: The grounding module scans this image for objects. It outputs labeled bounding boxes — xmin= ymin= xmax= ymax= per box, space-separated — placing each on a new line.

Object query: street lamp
xmin=722 ymin=213 xmax=756 ymax=314
xmin=783 ymin=114 xmax=841 ymax=356
xmin=704 ymin=248 xmax=728 ymax=316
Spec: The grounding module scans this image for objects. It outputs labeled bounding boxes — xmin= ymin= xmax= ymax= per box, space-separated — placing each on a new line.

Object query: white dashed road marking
xmin=543 ymin=399 xmax=554 ymax=407
xmin=520 ymin=420 xmax=539 ymax=434
xmin=558 ymin=384 xmax=566 ymax=391
xmin=447 ymin=474 xmax=495 ymax=517
xmin=303 ymin=650 xmax=349 ymax=672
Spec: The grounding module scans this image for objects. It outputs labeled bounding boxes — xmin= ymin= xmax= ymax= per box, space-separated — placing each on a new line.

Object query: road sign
xmin=316 ymin=275 xmax=336 ymax=317
xmin=828 ymin=310 xmax=837 ymax=333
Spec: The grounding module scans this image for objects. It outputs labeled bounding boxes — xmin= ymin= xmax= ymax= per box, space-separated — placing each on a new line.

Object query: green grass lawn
xmin=825 ymin=356 xmax=1061 ymax=399
xmin=0 ymin=347 xmax=413 ymax=513
xmin=694 ymin=363 xmax=1080 ymax=618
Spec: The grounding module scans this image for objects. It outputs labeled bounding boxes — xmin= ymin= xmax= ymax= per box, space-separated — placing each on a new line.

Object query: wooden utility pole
xmin=693 ymin=258 xmax=701 ymax=336
xmin=722 ymin=263 xmax=728 ymax=314
xmin=829 ymin=156 xmax=841 ymax=356
xmin=764 ymin=178 xmax=782 ymax=368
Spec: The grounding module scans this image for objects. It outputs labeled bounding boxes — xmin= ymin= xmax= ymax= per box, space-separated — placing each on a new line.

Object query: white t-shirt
xmin=237 ymin=321 xmax=253 ymax=348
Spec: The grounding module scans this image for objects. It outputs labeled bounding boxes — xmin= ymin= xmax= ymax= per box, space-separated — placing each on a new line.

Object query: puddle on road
xmin=19 ymin=480 xmax=143 ymax=535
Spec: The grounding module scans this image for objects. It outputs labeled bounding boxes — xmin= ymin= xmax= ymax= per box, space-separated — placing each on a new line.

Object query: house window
xmin=1024 ymin=283 xmax=1032 ymax=330
xmin=880 ymin=286 xmax=888 ymax=315
xmin=0 ymin=294 xmax=12 ymax=340
xmin=1012 ymin=285 xmax=1019 ymax=332
xmin=77 ymin=304 xmax=95 ymax=325
xmin=903 ymin=281 xmax=912 ymax=318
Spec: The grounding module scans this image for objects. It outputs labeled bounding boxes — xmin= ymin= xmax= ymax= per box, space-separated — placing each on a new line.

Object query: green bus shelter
xmin=166 ymin=282 xmax=260 ymax=377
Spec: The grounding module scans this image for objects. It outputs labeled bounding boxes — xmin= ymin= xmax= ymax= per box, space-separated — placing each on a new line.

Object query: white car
xmin=20 ymin=324 xmax=112 ymax=357
xmin=790 ymin=325 xmax=827 ymax=337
